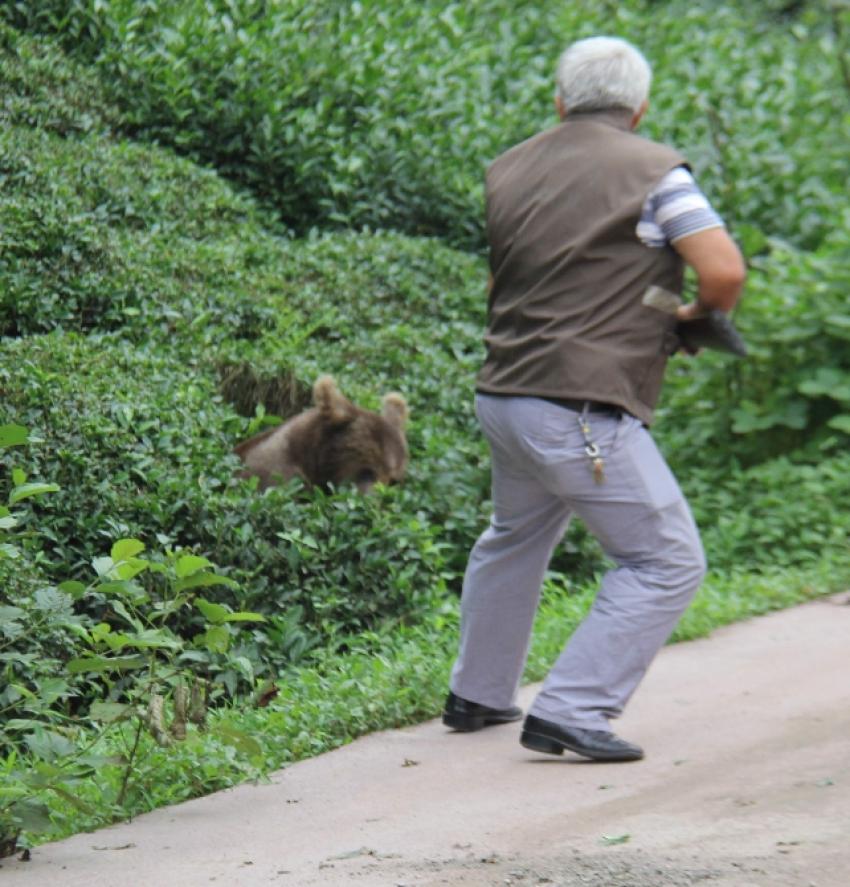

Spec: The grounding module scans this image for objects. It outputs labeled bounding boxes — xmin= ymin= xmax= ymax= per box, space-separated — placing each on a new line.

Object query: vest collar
xmin=562 ymin=108 xmax=633 ymax=131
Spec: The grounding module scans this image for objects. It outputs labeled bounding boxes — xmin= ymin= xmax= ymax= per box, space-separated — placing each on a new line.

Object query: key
xmin=593 ymin=456 xmax=605 ymax=484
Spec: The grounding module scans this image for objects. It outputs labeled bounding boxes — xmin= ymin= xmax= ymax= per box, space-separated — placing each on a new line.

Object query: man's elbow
xmin=704 ymin=259 xmax=747 ymax=312
xmin=725 ymin=257 xmax=748 ymax=291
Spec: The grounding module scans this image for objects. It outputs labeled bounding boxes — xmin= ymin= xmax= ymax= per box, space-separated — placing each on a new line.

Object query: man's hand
xmin=676 ymin=300 xmax=709 ymax=322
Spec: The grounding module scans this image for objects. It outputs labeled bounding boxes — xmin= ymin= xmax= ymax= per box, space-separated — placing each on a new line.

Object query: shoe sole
xmin=442 ymin=712 xmax=522 ymax=732
xmin=520 ymin=728 xmax=643 ymax=762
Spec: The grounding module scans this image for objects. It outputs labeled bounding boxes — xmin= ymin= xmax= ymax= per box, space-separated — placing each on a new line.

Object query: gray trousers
xmin=450 ymin=394 xmax=706 ymax=732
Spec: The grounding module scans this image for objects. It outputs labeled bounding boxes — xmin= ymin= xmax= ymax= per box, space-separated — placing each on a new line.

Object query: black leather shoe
xmin=442 ymin=691 xmax=523 ymax=732
xmin=520 ymin=714 xmax=644 ymax=762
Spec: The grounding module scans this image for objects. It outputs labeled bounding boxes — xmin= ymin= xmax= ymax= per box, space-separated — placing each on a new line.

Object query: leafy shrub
xmin=1 ymin=6 xmax=845 ymax=620
xmin=0 ymin=20 xmax=119 ymax=137
xmin=3 ymin=1 xmax=845 ymax=252
xmin=684 ymin=451 xmax=850 ymax=573
xmin=0 ymin=426 xmax=270 ymax=855
xmin=0 ymin=0 xmax=556 ymax=248
xmin=0 ymin=92 xmax=280 ymax=336
xmin=0 ymin=334 xmax=460 ymax=653
xmin=626 ymin=2 xmax=847 ymax=252
xmin=657 ymin=227 xmax=850 ymax=467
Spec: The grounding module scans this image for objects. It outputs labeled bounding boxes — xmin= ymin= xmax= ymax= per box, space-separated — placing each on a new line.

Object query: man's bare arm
xmin=673 ymin=227 xmax=746 ymax=320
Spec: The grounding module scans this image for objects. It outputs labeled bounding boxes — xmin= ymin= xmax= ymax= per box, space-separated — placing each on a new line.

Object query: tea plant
xmin=0 ymin=427 xmax=269 ymax=854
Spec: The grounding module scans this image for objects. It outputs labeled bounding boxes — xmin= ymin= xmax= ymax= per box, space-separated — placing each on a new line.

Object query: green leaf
xmin=93 ymin=548 xmax=149 ymax=581
xmin=88 ymin=701 xmax=133 ymax=723
xmin=175 ymin=554 xmax=213 ymax=577
xmin=213 ymin=723 xmax=263 ymax=758
xmin=600 ymin=833 xmax=631 ymax=846
xmin=58 ymin=580 xmax=87 ymax=600
xmin=11 ymin=798 xmax=53 ymax=833
xmin=0 ymin=542 xmax=21 ymax=559
xmin=3 ymin=718 xmax=45 ymax=732
xmin=223 ymin=610 xmax=267 ymax=623
xmin=195 ymin=624 xmax=230 ymax=653
xmin=114 ymin=558 xmax=149 ymax=581
xmin=92 ymin=556 xmax=115 ymax=577
xmin=25 ymin=730 xmax=77 ymax=762
xmin=0 ymin=424 xmax=28 ymax=448
xmin=100 ymin=631 xmax=131 ymax=651
xmin=277 ymin=530 xmax=319 ymax=549
xmin=0 ymin=512 xmax=18 ymax=530
xmin=93 ymin=579 xmax=131 ymax=594
xmin=111 ymin=538 xmax=146 ymax=561
xmin=9 ymin=482 xmax=60 ymax=505
xmin=48 ymin=783 xmax=96 ymax=814
xmin=91 ymin=581 xmax=148 ymax=610
xmin=33 ymin=677 xmax=71 ymax=707
xmin=735 ymin=223 xmax=767 ymax=256
xmin=174 ymin=572 xmax=237 ymax=592
xmin=798 ymin=368 xmax=850 ymax=402
xmin=120 ymin=628 xmax=181 ymax=651
xmin=110 ymin=598 xmax=144 ymax=629
xmin=76 ymin=753 xmax=126 ymax=769
xmin=90 ymin=622 xmax=112 ymax=642
xmin=195 ymin=597 xmax=229 ymax=624
xmin=66 ymin=655 xmax=146 ymax=674
xmin=731 ymin=399 xmax=808 ymax=434
xmin=827 ymin=414 xmax=850 ymax=434
xmin=824 ymin=314 xmax=850 ymax=341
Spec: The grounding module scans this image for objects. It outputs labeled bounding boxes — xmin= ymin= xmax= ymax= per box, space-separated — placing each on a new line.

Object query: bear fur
xmin=234 ymin=375 xmax=409 ymax=493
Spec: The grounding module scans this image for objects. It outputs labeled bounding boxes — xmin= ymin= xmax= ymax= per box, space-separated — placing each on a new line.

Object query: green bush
xmin=656 ymin=228 xmax=850 ymax=467
xmin=0 ymin=334 xmax=460 ymax=653
xmin=0 ymin=20 xmax=119 ymax=137
xmin=684 ymin=453 xmax=850 ymax=573
xmin=624 ymin=2 xmax=847 ymax=252
xmin=4 ymin=2 xmax=845 ymax=251
xmin=0 ymin=110 xmax=280 ymax=336
xmin=4 ymin=8 xmax=849 ymax=467
xmin=0 ymin=488 xmax=271 ymax=853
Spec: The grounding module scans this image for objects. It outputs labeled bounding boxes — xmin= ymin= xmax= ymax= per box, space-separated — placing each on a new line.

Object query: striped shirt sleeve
xmin=636 ymin=166 xmax=724 ymax=247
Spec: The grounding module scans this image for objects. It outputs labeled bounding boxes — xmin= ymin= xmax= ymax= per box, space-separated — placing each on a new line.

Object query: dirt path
xmin=3 ymin=594 xmax=849 ymax=887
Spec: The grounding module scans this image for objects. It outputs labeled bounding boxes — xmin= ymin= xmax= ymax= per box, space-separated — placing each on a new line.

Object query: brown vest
xmin=477 ymin=109 xmax=687 ymax=425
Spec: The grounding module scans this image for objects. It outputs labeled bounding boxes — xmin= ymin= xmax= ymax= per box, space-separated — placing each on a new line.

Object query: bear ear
xmin=382 ymin=392 xmax=409 ymax=429
xmin=313 ymin=375 xmax=356 ymax=425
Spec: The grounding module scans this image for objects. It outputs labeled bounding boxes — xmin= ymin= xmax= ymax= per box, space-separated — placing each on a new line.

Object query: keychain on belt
xmin=577 ymin=412 xmax=605 ymax=484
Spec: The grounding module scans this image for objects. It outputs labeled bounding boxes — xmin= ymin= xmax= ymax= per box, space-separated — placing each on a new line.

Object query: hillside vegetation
xmin=1 ymin=0 xmax=849 ymax=852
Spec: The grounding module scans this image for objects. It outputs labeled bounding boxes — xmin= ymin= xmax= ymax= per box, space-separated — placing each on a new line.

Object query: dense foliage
xmin=3 ymin=1 xmax=846 ymax=250
xmin=1 ymin=0 xmax=848 ymax=854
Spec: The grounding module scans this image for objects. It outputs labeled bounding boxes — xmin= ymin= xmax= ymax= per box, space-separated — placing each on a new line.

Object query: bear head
xmin=234 ymin=375 xmax=409 ymax=493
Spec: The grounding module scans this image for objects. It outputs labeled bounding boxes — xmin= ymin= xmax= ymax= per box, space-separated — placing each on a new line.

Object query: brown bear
xmin=234 ymin=375 xmax=409 ymax=493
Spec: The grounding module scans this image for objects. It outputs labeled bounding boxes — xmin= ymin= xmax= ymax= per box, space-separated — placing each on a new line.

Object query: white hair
xmin=555 ymin=36 xmax=651 ymax=114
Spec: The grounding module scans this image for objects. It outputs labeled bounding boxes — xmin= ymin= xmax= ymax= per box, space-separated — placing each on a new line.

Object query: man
xmin=442 ymin=36 xmax=746 ymax=761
